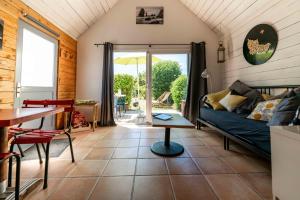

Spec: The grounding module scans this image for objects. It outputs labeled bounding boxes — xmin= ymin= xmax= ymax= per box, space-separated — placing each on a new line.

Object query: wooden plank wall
xmin=0 ymin=0 xmax=77 ymax=127
xmin=181 ymin=0 xmax=300 ymax=87
xmin=223 ymin=0 xmax=300 ymax=87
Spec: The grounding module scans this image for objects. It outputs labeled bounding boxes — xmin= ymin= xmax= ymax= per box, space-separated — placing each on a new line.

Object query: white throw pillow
xmin=219 ymin=92 xmax=247 ymax=112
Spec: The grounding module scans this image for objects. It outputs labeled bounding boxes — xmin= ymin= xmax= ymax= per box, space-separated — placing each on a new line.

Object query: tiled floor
xmin=18 ymin=125 xmax=272 ymax=200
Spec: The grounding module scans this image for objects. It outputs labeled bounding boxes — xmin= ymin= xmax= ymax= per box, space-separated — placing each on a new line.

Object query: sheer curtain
xmin=184 ymin=42 xmax=207 ymax=124
xmin=99 ymin=42 xmax=116 ymax=126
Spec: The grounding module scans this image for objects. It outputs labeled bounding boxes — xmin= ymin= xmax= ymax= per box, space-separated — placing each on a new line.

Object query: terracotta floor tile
xmin=89 ymin=176 xmax=134 ymax=200
xmin=113 ymin=147 xmax=138 ymax=158
xmin=211 ymin=146 xmax=242 ymax=157
xmin=139 ymin=138 xmax=159 ymax=146
xmin=23 ymin=126 xmax=273 ymax=200
xmin=140 ymin=132 xmax=164 ymax=139
xmin=24 ymin=178 xmax=63 ymax=200
xmin=166 ymin=158 xmax=201 ymax=175
xmin=136 ymin=159 xmax=168 ymax=175
xmin=181 ymin=138 xmax=204 ymax=146
xmin=66 ymin=160 xmax=108 ymax=177
xmin=240 ymin=173 xmax=272 ymax=199
xmin=103 ymin=159 xmax=136 ymax=176
xmin=84 ymin=148 xmax=115 ymax=160
xmin=133 ymin=176 xmax=174 ymax=200
xmin=195 ymin=157 xmax=234 ymax=174
xmin=48 ymin=177 xmax=97 ymax=200
xmin=220 ymin=156 xmax=270 ymax=173
xmin=103 ymin=133 xmax=124 ymax=139
xmin=200 ymin=135 xmax=223 ymax=146
xmin=206 ymin=174 xmax=262 ymax=200
xmin=59 ymin=147 xmax=92 ymax=161
xmin=186 ymin=146 xmax=217 ymax=158
xmin=76 ymin=140 xmax=98 ymax=148
xmin=93 ymin=139 xmax=120 ymax=148
xmin=18 ymin=160 xmax=45 ymax=179
xmin=171 ymin=175 xmax=217 ymax=200
xmin=138 ymin=147 xmax=161 ymax=158
xmin=118 ymin=139 xmax=140 ymax=147
xmin=47 ymin=159 xmax=76 ymax=178
xmin=122 ymin=132 xmax=141 ymax=139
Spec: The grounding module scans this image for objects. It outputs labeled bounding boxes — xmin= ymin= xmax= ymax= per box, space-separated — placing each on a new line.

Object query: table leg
xmin=164 ymin=128 xmax=170 ymax=146
xmin=151 ymin=128 xmax=184 ymax=157
xmin=0 ymin=127 xmax=8 ymax=193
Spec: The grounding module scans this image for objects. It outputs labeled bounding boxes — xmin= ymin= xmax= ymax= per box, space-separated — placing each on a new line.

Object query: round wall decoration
xmin=243 ymin=24 xmax=278 ymax=65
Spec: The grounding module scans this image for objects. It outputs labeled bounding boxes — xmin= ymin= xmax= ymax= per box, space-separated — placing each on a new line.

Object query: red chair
xmin=2 ymin=152 xmax=21 ymax=200
xmin=8 ymin=99 xmax=75 ymax=189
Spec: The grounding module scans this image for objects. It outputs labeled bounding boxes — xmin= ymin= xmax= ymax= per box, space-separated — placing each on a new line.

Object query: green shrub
xmin=114 ymin=74 xmax=135 ymax=105
xmin=171 ymin=75 xmax=188 ymax=109
xmin=152 ymin=61 xmax=181 ymax=100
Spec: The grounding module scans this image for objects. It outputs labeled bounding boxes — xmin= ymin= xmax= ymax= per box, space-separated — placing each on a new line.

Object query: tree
xmin=114 ymin=74 xmax=135 ymax=106
xmin=171 ymin=75 xmax=188 ymax=110
xmin=152 ymin=61 xmax=181 ymax=100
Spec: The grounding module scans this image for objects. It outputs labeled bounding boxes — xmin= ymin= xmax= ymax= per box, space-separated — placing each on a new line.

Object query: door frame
xmin=146 ymin=50 xmax=190 ymax=122
xmin=113 ymin=48 xmax=191 ymax=123
xmin=14 ymin=19 xmax=58 ymax=108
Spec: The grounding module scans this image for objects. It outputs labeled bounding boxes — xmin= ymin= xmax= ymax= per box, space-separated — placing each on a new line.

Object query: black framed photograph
xmin=243 ymin=24 xmax=278 ymax=65
xmin=0 ymin=19 xmax=3 ymax=49
xmin=136 ymin=7 xmax=164 ymax=25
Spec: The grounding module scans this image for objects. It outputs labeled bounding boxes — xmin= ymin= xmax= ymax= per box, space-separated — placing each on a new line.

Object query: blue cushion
xmin=200 ymin=107 xmax=270 ymax=154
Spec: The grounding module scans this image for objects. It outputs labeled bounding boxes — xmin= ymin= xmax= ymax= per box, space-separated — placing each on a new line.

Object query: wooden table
xmin=0 ymin=107 xmax=64 ymax=197
xmin=151 ymin=114 xmax=194 ymax=156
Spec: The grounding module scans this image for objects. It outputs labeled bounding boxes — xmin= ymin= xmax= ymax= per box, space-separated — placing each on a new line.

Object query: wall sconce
xmin=217 ymin=41 xmax=225 ymax=63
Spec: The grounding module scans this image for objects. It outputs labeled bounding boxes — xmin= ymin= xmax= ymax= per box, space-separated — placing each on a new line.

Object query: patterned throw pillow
xmin=247 ymin=99 xmax=282 ymax=121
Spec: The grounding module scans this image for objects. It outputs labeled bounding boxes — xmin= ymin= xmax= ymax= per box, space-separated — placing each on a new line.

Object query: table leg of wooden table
xmin=164 ymin=128 xmax=170 ymax=146
xmin=0 ymin=127 xmax=8 ymax=193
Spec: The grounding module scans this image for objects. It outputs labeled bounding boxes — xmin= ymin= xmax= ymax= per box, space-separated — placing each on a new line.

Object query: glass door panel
xmin=150 ymin=53 xmax=188 ymax=116
xmin=113 ymin=52 xmax=147 ymax=124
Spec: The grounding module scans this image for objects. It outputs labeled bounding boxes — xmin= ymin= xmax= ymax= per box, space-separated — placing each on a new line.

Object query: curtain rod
xmin=94 ymin=43 xmax=194 ymax=47
xmin=21 ymin=11 xmax=60 ymax=38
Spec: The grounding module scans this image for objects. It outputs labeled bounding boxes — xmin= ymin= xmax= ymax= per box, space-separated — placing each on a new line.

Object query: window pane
xmin=21 ymin=28 xmax=55 ymax=87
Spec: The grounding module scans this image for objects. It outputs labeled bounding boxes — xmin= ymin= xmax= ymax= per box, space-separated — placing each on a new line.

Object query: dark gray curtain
xmin=184 ymin=42 xmax=207 ymax=124
xmin=99 ymin=42 xmax=116 ymax=126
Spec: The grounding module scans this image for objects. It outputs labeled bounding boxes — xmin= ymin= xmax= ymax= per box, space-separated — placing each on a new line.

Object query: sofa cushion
xmin=229 ymin=80 xmax=264 ymax=115
xmin=268 ymin=95 xmax=300 ymax=126
xmin=219 ymin=92 xmax=247 ymax=112
xmin=206 ymin=89 xmax=230 ymax=110
xmin=247 ymin=99 xmax=282 ymax=121
xmin=200 ymin=107 xmax=270 ymax=154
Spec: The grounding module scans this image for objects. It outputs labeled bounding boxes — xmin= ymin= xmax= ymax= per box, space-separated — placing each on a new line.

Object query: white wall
xmin=76 ymin=0 xmax=221 ymax=101
xmin=223 ymin=0 xmax=300 ymax=87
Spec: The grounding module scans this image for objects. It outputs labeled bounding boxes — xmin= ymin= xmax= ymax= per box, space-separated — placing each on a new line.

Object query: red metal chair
xmin=1 ymin=152 xmax=21 ymax=200
xmin=8 ymin=99 xmax=75 ymax=189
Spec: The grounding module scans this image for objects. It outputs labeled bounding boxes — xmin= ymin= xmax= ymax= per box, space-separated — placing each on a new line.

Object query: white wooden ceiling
xmin=21 ymin=0 xmax=290 ymax=40
xmin=21 ymin=0 xmax=119 ymax=39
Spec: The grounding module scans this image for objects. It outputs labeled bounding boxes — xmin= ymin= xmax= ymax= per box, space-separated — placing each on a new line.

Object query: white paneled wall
xmin=21 ymin=0 xmax=119 ymax=39
xmin=181 ymin=0 xmax=300 ymax=87
xmin=21 ymin=0 xmax=300 ymax=86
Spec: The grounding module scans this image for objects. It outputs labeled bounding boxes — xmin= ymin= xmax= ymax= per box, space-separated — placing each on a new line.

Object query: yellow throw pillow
xmin=206 ymin=89 xmax=230 ymax=110
xmin=262 ymin=94 xmax=273 ymax=101
xmin=219 ymin=92 xmax=247 ymax=112
xmin=247 ymin=99 xmax=282 ymax=121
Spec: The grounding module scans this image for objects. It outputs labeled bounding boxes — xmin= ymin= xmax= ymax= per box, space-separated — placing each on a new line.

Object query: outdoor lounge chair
xmin=152 ymin=91 xmax=171 ymax=107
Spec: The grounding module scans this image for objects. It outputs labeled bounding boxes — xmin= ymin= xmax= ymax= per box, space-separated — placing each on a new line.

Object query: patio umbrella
xmin=114 ymin=56 xmax=161 ymax=100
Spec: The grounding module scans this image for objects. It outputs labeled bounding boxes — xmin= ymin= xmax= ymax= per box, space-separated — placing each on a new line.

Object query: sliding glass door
xmin=113 ymin=50 xmax=189 ymax=124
